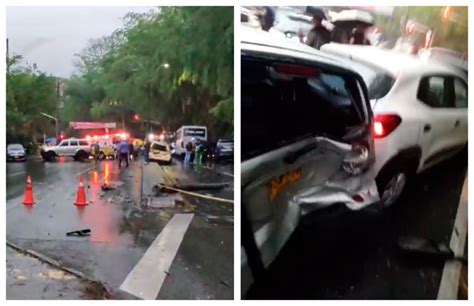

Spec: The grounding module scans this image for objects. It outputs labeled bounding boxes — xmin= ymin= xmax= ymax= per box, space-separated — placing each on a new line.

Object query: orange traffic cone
xmin=74 ymin=176 xmax=88 ymax=206
xmin=22 ymin=175 xmax=35 ymax=205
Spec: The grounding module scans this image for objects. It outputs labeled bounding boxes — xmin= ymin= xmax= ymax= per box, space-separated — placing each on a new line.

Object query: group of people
xmin=91 ymin=137 xmax=153 ymax=169
xmin=184 ymin=140 xmax=206 ymax=165
xmin=258 ymin=6 xmax=370 ymax=51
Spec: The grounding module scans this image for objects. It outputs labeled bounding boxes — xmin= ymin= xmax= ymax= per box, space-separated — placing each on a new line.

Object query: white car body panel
xmin=321 ymin=43 xmax=468 ymax=176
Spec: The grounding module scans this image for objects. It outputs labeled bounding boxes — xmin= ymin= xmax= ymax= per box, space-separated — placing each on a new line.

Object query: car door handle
xmin=423 ymin=124 xmax=431 ymax=133
xmin=454 ymin=120 xmax=460 ymax=128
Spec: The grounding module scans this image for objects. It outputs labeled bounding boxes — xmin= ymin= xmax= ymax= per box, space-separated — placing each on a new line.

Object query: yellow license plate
xmin=269 ymin=168 xmax=302 ymax=201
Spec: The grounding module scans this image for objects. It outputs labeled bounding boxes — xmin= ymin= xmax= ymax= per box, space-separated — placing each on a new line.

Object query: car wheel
xmin=376 ymin=164 xmax=409 ymax=208
xmin=76 ymin=151 xmax=87 ymax=162
xmin=43 ymin=151 xmax=55 ymax=162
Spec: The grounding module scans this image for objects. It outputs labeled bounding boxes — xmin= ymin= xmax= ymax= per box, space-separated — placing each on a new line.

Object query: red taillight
xmin=352 ymin=194 xmax=364 ymax=203
xmin=273 ymin=64 xmax=319 ymax=77
xmin=373 ymin=114 xmax=402 ymax=138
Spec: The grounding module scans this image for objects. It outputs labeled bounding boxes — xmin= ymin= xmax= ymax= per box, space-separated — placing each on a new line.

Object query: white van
xmin=174 ymin=126 xmax=207 ymax=156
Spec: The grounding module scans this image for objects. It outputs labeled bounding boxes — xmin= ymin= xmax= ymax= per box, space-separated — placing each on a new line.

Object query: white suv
xmin=41 ymin=138 xmax=91 ymax=162
xmin=321 ymin=44 xmax=468 ymax=207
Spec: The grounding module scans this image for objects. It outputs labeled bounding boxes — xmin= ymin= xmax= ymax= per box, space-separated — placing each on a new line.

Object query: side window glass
xmin=454 ymin=78 xmax=468 ymax=108
xmin=418 ymin=76 xmax=451 ymax=108
xmin=60 ymin=141 xmax=69 ymax=147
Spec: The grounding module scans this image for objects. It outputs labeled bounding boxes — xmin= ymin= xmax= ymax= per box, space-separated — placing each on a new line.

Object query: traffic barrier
xmin=22 ymin=175 xmax=36 ymax=205
xmin=74 ymin=176 xmax=88 ymax=206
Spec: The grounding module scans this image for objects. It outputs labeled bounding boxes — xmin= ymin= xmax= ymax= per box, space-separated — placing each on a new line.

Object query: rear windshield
xmin=184 ymin=128 xmax=206 ymax=137
xmin=8 ymin=144 xmax=23 ymax=150
xmin=350 ymin=61 xmax=395 ymax=100
xmin=242 ymin=55 xmax=366 ymax=160
xmin=152 ymin=143 xmax=168 ymax=151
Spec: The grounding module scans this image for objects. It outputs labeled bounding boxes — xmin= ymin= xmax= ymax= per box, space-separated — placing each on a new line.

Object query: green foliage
xmin=6 ymin=57 xmax=58 ymax=143
xmin=66 ymin=6 xmax=234 ymax=137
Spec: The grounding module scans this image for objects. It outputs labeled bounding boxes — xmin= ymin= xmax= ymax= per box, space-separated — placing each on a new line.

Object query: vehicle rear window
xmin=242 ymin=55 xmax=366 ymax=160
xmin=79 ymin=141 xmax=89 ymax=146
xmin=352 ymin=62 xmax=395 ymax=100
xmin=184 ymin=128 xmax=206 ymax=137
xmin=8 ymin=144 xmax=23 ymax=150
xmin=152 ymin=143 xmax=168 ymax=151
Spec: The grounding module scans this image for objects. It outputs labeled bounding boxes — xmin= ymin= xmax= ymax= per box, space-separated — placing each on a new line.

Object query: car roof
xmin=241 ymin=26 xmax=362 ymax=76
xmin=151 ymin=141 xmax=168 ymax=146
xmin=64 ymin=138 xmax=89 ymax=141
xmin=320 ymin=43 xmax=465 ymax=78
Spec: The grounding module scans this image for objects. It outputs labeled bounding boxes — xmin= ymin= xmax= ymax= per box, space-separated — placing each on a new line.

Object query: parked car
xmin=215 ymin=138 xmax=234 ymax=161
xmin=7 ymin=144 xmax=27 ymax=162
xmin=149 ymin=141 xmax=172 ymax=165
xmin=40 ymin=138 xmax=91 ymax=162
xmin=321 ymin=43 xmax=468 ymax=207
xmin=241 ymin=27 xmax=379 ymax=295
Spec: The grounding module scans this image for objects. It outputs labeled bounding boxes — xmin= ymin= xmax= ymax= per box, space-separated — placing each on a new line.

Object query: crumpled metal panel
xmin=250 ymin=136 xmax=380 ymax=270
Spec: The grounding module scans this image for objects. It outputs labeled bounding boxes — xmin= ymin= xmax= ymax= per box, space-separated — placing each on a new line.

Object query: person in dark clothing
xmin=258 ymin=6 xmax=275 ymax=31
xmin=300 ymin=10 xmax=331 ymax=50
xmin=117 ymin=139 xmax=129 ymax=168
xmin=93 ymin=142 xmax=101 ymax=163
xmin=144 ymin=140 xmax=151 ymax=164
xmin=184 ymin=141 xmax=193 ymax=164
xmin=349 ymin=25 xmax=370 ymax=45
xmin=128 ymin=142 xmax=134 ymax=161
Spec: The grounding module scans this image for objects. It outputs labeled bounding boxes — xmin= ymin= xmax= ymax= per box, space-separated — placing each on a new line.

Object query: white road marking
xmin=8 ymin=171 xmax=25 ymax=177
xmin=437 ymin=175 xmax=468 ymax=300
xmin=119 ymin=213 xmax=194 ymax=299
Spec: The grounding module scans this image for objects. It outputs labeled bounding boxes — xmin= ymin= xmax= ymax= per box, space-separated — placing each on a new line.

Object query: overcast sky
xmin=7 ymin=6 xmax=154 ymax=78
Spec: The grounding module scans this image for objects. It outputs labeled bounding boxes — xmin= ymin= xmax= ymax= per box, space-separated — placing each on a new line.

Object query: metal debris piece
xmin=66 ymin=229 xmax=91 ymax=237
xmin=101 ymin=183 xmax=116 ymax=191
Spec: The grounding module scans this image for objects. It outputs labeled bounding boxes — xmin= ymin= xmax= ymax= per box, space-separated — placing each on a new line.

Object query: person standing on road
xmin=195 ymin=141 xmax=205 ymax=165
xmin=117 ymin=139 xmax=129 ymax=168
xmin=144 ymin=139 xmax=151 ymax=165
xmin=128 ymin=142 xmax=134 ymax=161
xmin=257 ymin=6 xmax=286 ymax=38
xmin=93 ymin=142 xmax=101 ymax=163
xmin=184 ymin=141 xmax=193 ymax=164
xmin=300 ymin=10 xmax=331 ymax=50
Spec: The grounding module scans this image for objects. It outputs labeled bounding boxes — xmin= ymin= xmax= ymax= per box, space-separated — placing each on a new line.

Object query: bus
xmin=174 ymin=126 xmax=207 ymax=156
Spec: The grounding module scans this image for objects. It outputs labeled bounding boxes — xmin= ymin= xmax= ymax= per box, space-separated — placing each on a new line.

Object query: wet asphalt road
xmin=7 ymin=246 xmax=103 ymax=300
xmin=246 ymin=152 xmax=467 ymax=300
xmin=7 ymin=156 xmax=233 ymax=300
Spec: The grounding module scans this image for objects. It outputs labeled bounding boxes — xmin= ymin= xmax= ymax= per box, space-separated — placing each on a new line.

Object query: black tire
xmin=376 ymin=160 xmax=414 ymax=208
xmin=76 ymin=151 xmax=88 ymax=162
xmin=43 ymin=151 xmax=55 ymax=162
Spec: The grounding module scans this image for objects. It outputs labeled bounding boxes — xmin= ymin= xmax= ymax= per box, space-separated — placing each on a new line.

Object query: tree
xmin=66 ymin=6 xmax=234 ymax=138
xmin=6 ymin=56 xmax=59 ymax=144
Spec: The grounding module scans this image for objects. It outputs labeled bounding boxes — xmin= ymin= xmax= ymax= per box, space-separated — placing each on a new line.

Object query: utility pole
xmin=6 ymin=38 xmax=10 ymax=75
xmin=56 ymin=80 xmax=60 ymax=137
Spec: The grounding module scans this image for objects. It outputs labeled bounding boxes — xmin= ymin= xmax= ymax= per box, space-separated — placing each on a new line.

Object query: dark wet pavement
xmin=245 ymin=152 xmax=467 ymax=300
xmin=7 ymin=157 xmax=233 ymax=299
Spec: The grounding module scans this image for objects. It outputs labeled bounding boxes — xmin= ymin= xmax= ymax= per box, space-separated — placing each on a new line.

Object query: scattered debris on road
xmin=66 ymin=229 xmax=91 ymax=237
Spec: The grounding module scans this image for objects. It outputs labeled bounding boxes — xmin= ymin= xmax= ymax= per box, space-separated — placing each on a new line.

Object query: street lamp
xmin=40 ymin=112 xmax=58 ymax=139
